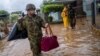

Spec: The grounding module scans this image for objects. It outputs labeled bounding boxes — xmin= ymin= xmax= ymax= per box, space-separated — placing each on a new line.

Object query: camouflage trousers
xmin=28 ymin=36 xmax=42 ymax=56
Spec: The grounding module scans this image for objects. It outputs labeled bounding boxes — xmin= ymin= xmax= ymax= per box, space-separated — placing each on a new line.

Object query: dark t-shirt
xmin=69 ymin=8 xmax=75 ymax=19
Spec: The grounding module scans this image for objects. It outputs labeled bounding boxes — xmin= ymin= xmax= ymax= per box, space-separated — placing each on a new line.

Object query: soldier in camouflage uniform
xmin=17 ymin=4 xmax=48 ymax=56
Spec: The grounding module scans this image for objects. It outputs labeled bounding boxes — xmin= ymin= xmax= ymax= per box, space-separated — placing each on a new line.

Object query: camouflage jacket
xmin=17 ymin=15 xmax=45 ymax=38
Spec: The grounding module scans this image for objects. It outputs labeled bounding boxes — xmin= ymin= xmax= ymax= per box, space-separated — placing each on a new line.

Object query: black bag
xmin=8 ymin=22 xmax=28 ymax=41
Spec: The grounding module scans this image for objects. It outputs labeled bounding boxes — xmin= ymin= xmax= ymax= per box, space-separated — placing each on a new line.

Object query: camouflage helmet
xmin=26 ymin=4 xmax=36 ymax=11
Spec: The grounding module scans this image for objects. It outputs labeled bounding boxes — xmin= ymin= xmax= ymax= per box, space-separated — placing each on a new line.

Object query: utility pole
xmin=92 ymin=0 xmax=96 ymax=25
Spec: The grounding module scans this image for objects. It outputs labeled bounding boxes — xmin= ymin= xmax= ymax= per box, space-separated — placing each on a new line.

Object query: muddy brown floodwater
xmin=0 ymin=18 xmax=100 ymax=56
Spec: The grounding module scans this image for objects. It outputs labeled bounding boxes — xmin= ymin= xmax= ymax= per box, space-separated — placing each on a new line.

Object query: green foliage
xmin=0 ymin=10 xmax=9 ymax=15
xmin=11 ymin=11 xmax=22 ymax=14
xmin=10 ymin=14 xmax=19 ymax=23
xmin=42 ymin=4 xmax=64 ymax=13
xmin=0 ymin=10 xmax=9 ymax=20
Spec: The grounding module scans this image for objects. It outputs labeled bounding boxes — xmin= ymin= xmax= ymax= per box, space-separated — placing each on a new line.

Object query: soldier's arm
xmin=17 ymin=17 xmax=26 ymax=30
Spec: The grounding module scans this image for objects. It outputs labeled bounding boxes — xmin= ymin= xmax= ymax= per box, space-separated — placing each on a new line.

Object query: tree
xmin=41 ymin=3 xmax=64 ymax=23
xmin=0 ymin=10 xmax=9 ymax=15
xmin=0 ymin=10 xmax=9 ymax=35
xmin=0 ymin=10 xmax=9 ymax=20
xmin=10 ymin=14 xmax=19 ymax=23
xmin=11 ymin=11 xmax=22 ymax=14
xmin=42 ymin=4 xmax=64 ymax=13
